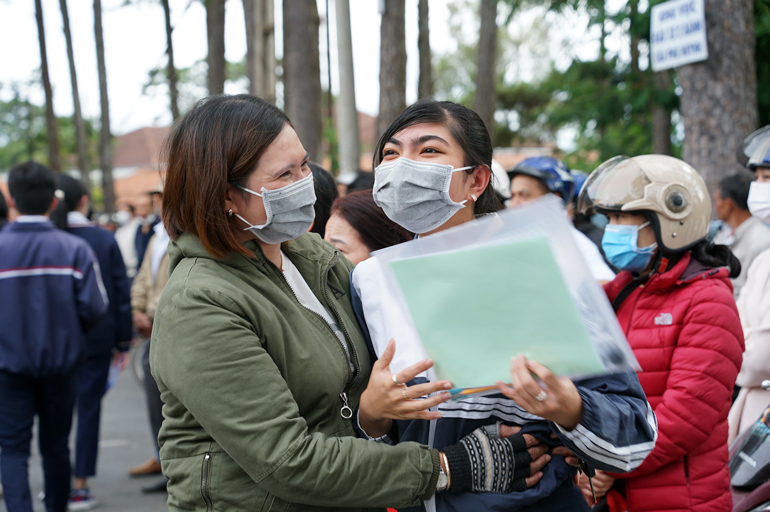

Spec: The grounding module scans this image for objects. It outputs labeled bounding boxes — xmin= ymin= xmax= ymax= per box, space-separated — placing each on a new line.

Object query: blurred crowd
xmin=1 ymin=97 xmax=770 ymax=512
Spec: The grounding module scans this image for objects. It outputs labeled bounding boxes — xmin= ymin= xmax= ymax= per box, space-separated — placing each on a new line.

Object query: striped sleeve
xmin=551 ymin=372 xmax=658 ymax=473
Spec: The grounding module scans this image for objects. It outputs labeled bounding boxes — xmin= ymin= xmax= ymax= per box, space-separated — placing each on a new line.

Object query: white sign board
xmin=651 ymin=0 xmax=709 ymax=72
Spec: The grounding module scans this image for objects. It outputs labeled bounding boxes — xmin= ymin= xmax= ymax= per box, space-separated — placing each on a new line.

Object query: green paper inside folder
xmin=388 ymin=236 xmax=604 ymax=389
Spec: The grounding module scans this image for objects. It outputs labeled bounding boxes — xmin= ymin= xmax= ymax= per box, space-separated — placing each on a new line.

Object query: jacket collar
xmin=3 ymin=219 xmax=56 ymax=232
xmin=168 ymin=232 xmax=339 ymax=277
xmin=606 ymin=251 xmax=730 ymax=299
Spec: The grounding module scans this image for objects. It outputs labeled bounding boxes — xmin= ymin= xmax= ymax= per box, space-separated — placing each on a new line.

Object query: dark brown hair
xmin=162 ymin=94 xmax=291 ymax=258
xmin=330 ymin=189 xmax=413 ymax=252
xmin=373 ymin=100 xmax=503 ymax=215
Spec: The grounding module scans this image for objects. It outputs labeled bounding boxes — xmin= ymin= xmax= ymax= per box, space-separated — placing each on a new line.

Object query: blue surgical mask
xmin=602 ymin=221 xmax=658 ymax=273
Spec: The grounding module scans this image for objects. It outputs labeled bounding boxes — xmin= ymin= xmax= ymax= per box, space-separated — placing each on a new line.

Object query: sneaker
xmin=68 ymin=489 xmax=98 ymax=511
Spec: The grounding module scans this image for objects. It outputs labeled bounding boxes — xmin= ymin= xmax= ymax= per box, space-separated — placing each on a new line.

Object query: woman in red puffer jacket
xmin=575 ymin=155 xmax=745 ymax=512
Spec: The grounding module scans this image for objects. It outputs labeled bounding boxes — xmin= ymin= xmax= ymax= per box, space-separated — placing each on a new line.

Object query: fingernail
xmin=426 ymin=359 xmax=433 ymax=365
xmin=546 ymin=455 xmax=551 ymax=462
xmin=443 ymin=382 xmax=452 ymax=389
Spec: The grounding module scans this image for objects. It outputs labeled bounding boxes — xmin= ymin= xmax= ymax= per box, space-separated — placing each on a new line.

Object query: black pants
xmin=0 ymin=369 xmax=76 ymax=512
xmin=142 ymin=339 xmax=163 ymax=455
xmin=74 ymin=353 xmax=112 ymax=478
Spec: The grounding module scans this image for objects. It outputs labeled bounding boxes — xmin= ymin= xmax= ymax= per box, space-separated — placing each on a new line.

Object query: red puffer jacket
xmin=605 ymin=252 xmax=744 ymax=512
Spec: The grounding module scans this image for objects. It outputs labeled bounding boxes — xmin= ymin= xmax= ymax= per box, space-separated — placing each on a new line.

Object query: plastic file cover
xmin=371 ymin=195 xmax=639 ymax=389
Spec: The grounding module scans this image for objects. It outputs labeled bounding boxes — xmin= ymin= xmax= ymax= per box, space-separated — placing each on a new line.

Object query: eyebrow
xmin=275 ymin=153 xmax=310 ymax=175
xmin=329 ymin=237 xmax=348 ymax=246
xmin=413 ymin=135 xmax=450 ymax=146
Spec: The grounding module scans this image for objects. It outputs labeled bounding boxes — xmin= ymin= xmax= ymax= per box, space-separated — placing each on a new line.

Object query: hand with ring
xmin=359 ymin=339 xmax=453 ymax=438
xmin=495 ymin=354 xmax=583 ymax=430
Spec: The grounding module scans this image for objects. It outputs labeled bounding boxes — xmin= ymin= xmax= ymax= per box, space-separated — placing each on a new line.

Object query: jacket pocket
xmin=201 ymin=453 xmax=213 ymax=512
xmin=259 ymin=492 xmax=291 ymax=512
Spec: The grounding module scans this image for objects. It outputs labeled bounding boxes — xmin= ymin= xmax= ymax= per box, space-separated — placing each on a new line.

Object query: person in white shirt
xmin=713 ymin=172 xmax=770 ymax=298
xmin=508 ymin=157 xmax=616 ymax=283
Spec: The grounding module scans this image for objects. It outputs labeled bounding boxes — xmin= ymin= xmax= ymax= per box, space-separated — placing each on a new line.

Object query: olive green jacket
xmin=150 ymin=233 xmax=439 ymax=512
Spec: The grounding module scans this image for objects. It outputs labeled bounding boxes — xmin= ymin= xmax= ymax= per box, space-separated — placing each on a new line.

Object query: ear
xmin=79 ymin=195 xmax=89 ymax=211
xmin=468 ymin=165 xmax=491 ymax=202
xmin=47 ymin=196 xmax=59 ymax=215
xmin=224 ymin=183 xmax=240 ymax=217
xmin=7 ymin=196 xmax=16 ymax=211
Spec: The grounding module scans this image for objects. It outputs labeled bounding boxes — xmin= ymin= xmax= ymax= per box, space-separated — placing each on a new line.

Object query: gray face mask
xmin=235 ymin=173 xmax=317 ymax=245
xmin=373 ymin=158 xmax=472 ymax=234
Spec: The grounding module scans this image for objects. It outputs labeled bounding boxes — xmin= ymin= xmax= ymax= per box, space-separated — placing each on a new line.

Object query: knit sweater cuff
xmin=420 ymin=449 xmax=443 ymax=501
xmin=443 ymin=443 xmax=472 ymax=494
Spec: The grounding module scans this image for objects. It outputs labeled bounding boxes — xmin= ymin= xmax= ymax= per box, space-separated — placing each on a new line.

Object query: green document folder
xmin=388 ymin=236 xmax=605 ymax=389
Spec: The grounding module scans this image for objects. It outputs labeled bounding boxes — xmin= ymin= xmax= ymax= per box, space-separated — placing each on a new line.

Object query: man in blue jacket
xmin=55 ymin=174 xmax=133 ymax=510
xmin=0 ymin=162 xmax=108 ymax=512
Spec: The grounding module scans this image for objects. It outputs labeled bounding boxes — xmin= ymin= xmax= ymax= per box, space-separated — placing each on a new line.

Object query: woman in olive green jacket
xmin=151 ymin=95 xmax=549 ymax=512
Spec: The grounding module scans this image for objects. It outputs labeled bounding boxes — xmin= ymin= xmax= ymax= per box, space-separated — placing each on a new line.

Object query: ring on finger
xmin=534 ymin=390 xmax=547 ymax=402
xmin=402 ymin=388 xmax=412 ymax=401
xmin=392 ymin=374 xmax=405 ymax=387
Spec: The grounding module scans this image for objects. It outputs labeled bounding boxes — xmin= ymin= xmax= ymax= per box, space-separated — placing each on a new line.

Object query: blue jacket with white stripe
xmin=350 ymin=282 xmax=657 ymax=511
xmin=0 ymin=220 xmax=109 ymax=376
xmin=68 ymin=222 xmax=133 ymax=357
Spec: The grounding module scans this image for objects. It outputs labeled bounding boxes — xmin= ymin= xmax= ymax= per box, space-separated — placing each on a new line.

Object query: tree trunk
xmin=377 ymin=0 xmax=407 ymax=137
xmin=474 ymin=0 xmax=498 ymax=144
xmin=629 ymin=0 xmax=640 ymax=75
xmin=418 ymin=0 xmax=433 ymax=99
xmin=652 ymin=69 xmax=673 ymax=155
xmin=336 ymin=0 xmax=360 ymax=175
xmin=283 ymin=0 xmax=323 ymax=162
xmin=161 ymin=0 xmax=180 ymax=119
xmin=679 ymin=0 xmax=758 ymax=192
xmin=206 ymin=0 xmax=226 ymax=95
xmin=243 ymin=0 xmax=265 ymax=97
xmin=263 ymin=0 xmax=276 ymax=103
xmin=35 ymin=0 xmax=61 ymax=172
xmin=59 ymin=0 xmax=91 ymax=192
xmin=94 ymin=0 xmax=115 ymax=212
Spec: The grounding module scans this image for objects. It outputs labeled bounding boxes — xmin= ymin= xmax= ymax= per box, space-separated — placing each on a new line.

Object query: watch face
xmin=437 ymin=470 xmax=448 ymax=491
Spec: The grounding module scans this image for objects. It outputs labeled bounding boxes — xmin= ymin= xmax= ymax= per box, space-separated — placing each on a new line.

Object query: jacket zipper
xmin=272 ymin=250 xmax=359 ymax=420
xmin=321 ymin=252 xmax=360 ymax=419
xmin=201 ymin=453 xmax=213 ymax=512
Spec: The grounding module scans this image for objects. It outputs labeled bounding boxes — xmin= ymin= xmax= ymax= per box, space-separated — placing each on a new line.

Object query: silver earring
xmin=470 ymin=194 xmax=478 ymax=201
xmin=228 ymin=209 xmax=233 ymax=217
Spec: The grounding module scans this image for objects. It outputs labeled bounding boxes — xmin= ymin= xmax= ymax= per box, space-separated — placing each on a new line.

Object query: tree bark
xmin=474 ymin=0 xmax=498 ymax=144
xmin=94 ymin=0 xmax=115 ymax=212
xmin=243 ymin=0 xmax=265 ymax=98
xmin=336 ymin=0 xmax=360 ymax=175
xmin=283 ymin=0 xmax=323 ymax=162
xmin=59 ymin=0 xmax=91 ymax=192
xmin=418 ymin=0 xmax=433 ymax=99
xmin=206 ymin=0 xmax=226 ymax=95
xmin=263 ymin=0 xmax=276 ymax=103
xmin=377 ymin=0 xmax=407 ymax=137
xmin=35 ymin=0 xmax=61 ymax=172
xmin=679 ymin=0 xmax=758 ymax=191
xmin=652 ymin=69 xmax=673 ymax=155
xmin=161 ymin=0 xmax=180 ymax=119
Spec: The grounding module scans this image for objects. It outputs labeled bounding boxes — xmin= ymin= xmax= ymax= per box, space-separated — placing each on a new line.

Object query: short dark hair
xmin=0 ymin=192 xmax=8 ymax=220
xmin=8 ymin=161 xmax=57 ymax=215
xmin=717 ymin=172 xmax=753 ymax=211
xmin=309 ymin=162 xmax=338 ymax=238
xmin=162 ymin=94 xmax=292 ymax=258
xmin=330 ymin=189 xmax=413 ymax=252
xmin=373 ymin=100 xmax=503 ymax=215
xmin=347 ymin=171 xmax=375 ymax=193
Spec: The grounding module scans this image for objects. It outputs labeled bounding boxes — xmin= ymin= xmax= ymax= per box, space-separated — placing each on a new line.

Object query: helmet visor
xmin=740 ymin=125 xmax=770 ymax=169
xmin=578 ymin=156 xmax=652 ymax=215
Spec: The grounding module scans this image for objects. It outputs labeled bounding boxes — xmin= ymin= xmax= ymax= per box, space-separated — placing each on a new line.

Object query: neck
xmin=726 ymin=209 xmax=751 ymax=231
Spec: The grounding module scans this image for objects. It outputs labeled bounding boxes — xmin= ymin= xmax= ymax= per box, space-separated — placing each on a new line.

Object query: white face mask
xmin=748 ymin=181 xmax=770 ymax=224
xmin=235 ymin=173 xmax=317 ymax=245
xmin=372 ymin=158 xmax=473 ymax=234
